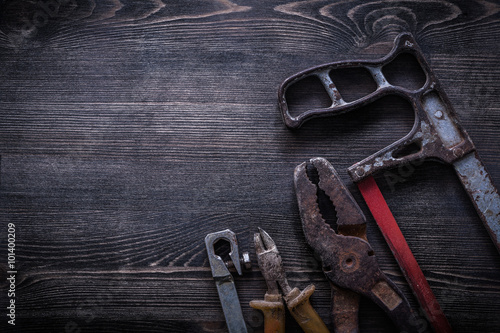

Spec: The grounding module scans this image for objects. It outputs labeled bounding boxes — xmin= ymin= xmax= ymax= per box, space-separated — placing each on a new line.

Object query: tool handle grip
xmin=278 ymin=33 xmax=415 ymax=130
xmin=280 ymin=33 xmax=475 ymax=183
xmin=330 ymin=284 xmax=360 ymax=333
xmin=279 ymin=63 xmax=391 ymax=130
xmin=365 ymin=278 xmax=422 ymax=333
xmin=249 ymin=295 xmax=285 ymax=333
xmin=285 ymin=285 xmax=330 ymax=333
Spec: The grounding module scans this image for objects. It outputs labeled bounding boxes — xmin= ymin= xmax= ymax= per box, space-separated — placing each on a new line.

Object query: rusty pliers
xmin=250 ymin=228 xmax=330 ymax=333
xmin=294 ymin=157 xmax=421 ymax=333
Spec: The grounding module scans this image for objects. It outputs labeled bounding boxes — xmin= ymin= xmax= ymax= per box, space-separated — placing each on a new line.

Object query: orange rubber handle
xmin=250 ymin=294 xmax=285 ymax=333
xmin=285 ymin=285 xmax=330 ymax=333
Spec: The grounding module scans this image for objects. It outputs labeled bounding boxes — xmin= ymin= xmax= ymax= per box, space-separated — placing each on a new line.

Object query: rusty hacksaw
xmin=278 ymin=33 xmax=499 ymax=332
xmin=279 ymin=33 xmax=499 ymax=252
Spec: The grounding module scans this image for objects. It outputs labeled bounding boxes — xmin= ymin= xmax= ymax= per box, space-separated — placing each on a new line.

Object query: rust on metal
xmin=371 ymin=281 xmax=403 ymax=311
xmin=280 ymin=32 xmax=500 ymax=253
xmin=279 ymin=33 xmax=475 ymax=181
xmin=294 ymin=157 xmax=420 ymax=333
xmin=205 ymin=230 xmax=248 ymax=333
xmin=251 ymin=228 xmax=329 ymax=333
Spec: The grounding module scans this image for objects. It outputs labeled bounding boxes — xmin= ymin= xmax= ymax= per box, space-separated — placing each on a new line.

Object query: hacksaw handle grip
xmin=284 ymin=285 xmax=330 ymax=333
xmin=278 ymin=33 xmax=418 ymax=130
xmin=249 ymin=294 xmax=285 ymax=333
xmin=279 ymin=33 xmax=474 ymax=183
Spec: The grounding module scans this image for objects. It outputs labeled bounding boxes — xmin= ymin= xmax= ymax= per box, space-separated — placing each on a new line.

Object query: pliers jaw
xmin=254 ymin=228 xmax=291 ymax=296
xmin=294 ymin=157 xmax=378 ymax=292
xmin=294 ymin=157 xmax=366 ymax=231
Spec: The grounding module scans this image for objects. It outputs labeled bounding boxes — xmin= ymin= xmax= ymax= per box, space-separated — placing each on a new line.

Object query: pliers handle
xmin=250 ymin=293 xmax=285 ymax=333
xmin=250 ymin=286 xmax=329 ymax=333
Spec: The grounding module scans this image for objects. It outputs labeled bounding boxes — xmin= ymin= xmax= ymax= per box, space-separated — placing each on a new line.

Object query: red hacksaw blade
xmin=357 ymin=176 xmax=453 ymax=333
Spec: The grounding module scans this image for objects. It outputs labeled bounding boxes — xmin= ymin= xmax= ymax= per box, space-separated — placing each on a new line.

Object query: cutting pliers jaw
xmin=254 ymin=228 xmax=292 ymax=295
xmin=251 ymin=229 xmax=287 ymax=333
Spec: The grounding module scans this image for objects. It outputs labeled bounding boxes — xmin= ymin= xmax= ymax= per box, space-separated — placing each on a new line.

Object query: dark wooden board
xmin=0 ymin=0 xmax=499 ymax=332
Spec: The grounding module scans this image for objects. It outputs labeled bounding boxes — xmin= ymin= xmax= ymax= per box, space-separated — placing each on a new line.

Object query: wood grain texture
xmin=0 ymin=0 xmax=499 ymax=332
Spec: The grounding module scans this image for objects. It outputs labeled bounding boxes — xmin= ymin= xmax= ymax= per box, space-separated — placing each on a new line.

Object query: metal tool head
xmin=294 ymin=157 xmax=380 ymax=290
xmin=254 ymin=228 xmax=291 ymax=295
xmin=294 ymin=158 xmax=421 ymax=332
xmin=205 ymin=229 xmax=243 ymax=277
xmin=279 ymin=33 xmax=475 ymax=182
xmin=205 ymin=230 xmax=248 ymax=333
xmin=294 ymin=157 xmax=366 ymax=235
xmin=280 ymin=32 xmax=500 ymax=254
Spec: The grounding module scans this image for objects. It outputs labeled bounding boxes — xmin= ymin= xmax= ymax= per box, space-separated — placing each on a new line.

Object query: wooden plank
xmin=0 ymin=0 xmax=499 ymax=332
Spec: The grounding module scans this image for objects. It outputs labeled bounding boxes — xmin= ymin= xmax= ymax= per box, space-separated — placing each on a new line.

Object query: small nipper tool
xmin=250 ymin=228 xmax=329 ymax=333
xmin=205 ymin=229 xmax=248 ymax=333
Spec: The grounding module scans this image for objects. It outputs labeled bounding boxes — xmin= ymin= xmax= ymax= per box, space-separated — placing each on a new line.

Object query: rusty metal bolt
xmin=355 ymin=168 xmax=365 ymax=178
xmin=453 ymin=147 xmax=464 ymax=157
xmin=225 ymin=252 xmax=252 ymax=270
xmin=434 ymin=110 xmax=444 ymax=119
xmin=241 ymin=252 xmax=252 ymax=270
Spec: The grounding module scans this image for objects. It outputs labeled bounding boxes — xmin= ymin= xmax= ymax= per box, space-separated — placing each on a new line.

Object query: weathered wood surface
xmin=0 ymin=0 xmax=499 ymax=332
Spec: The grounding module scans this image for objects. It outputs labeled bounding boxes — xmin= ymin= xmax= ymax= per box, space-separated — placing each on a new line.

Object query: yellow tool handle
xmin=249 ymin=294 xmax=285 ymax=333
xmin=285 ymin=285 xmax=330 ymax=333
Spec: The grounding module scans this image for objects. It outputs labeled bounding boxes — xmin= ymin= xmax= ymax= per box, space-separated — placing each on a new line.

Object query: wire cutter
xmin=294 ymin=157 xmax=421 ymax=333
xmin=250 ymin=228 xmax=330 ymax=333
